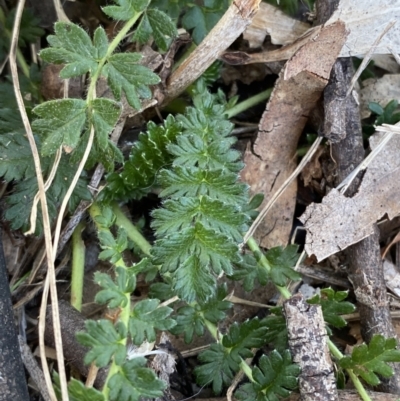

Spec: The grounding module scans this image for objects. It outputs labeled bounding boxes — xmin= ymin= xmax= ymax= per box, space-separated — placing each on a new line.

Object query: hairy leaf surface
xmin=129 ymin=299 xmax=175 ymax=344
xmin=76 ymin=320 xmax=127 ymax=367
xmin=105 ymin=53 xmax=160 ymax=110
xmin=33 ymin=99 xmax=87 ymax=156
xmin=108 ymin=358 xmax=166 ymax=401
xmin=40 ymin=22 xmax=99 ymax=78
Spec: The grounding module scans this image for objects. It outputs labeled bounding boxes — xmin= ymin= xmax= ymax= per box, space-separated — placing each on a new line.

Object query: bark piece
xmin=0 ymin=228 xmax=29 ymax=401
xmin=243 ymin=2 xmax=310 ymax=48
xmin=284 ymin=293 xmax=337 ymax=401
xmin=241 ymin=21 xmax=347 ymax=248
xmin=165 ymin=0 xmax=261 ymax=103
xmin=45 ymin=300 xmax=108 ymax=389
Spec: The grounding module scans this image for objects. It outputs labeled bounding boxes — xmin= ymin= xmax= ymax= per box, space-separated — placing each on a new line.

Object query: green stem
xmin=111 ymin=202 xmax=152 ymax=256
xmin=71 ymin=221 xmax=85 ymax=311
xmin=328 ymin=340 xmax=372 ymax=401
xmin=226 ymin=88 xmax=272 ymax=119
xmin=86 ymin=9 xmax=145 ymax=102
xmin=246 ymin=237 xmax=292 ymax=299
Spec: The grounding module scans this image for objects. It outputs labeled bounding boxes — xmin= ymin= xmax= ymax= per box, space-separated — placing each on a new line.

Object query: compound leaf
xmin=76 ymin=320 xmax=127 ymax=367
xmin=133 ymin=8 xmax=177 ymax=52
xmin=308 ymin=288 xmax=355 ymax=329
xmin=108 ymin=358 xmax=166 ymax=401
xmin=222 ymin=318 xmax=269 ymax=363
xmin=105 ymin=53 xmax=160 ymax=110
xmin=235 ymin=350 xmax=300 ymax=401
xmin=33 ymin=98 xmax=87 ymax=156
xmin=265 ymin=245 xmax=301 ymax=287
xmin=195 ymin=343 xmax=239 ymax=394
xmin=129 ymin=299 xmax=175 ymax=344
xmin=339 ymin=335 xmax=400 ymax=386
xmin=104 ymin=115 xmax=181 ymax=201
xmin=40 ymin=22 xmax=99 ymax=78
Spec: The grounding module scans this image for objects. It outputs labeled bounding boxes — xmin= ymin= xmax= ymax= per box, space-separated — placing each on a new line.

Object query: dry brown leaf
xmin=242 ymin=21 xmax=347 ymax=248
xmin=243 ymin=2 xmax=310 ymax=48
xmin=327 ymin=0 xmax=400 ymax=57
xmin=300 ymin=129 xmax=400 ymax=262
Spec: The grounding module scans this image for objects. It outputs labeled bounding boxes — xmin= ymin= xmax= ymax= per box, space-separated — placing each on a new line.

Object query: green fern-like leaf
xmin=235 ymin=350 xmax=300 ymax=401
xmin=339 ymin=335 xmax=400 ymax=386
xmin=195 ymin=318 xmax=270 ymax=393
xmin=307 ymin=288 xmax=355 ymax=329
xmin=151 ymin=83 xmax=249 ymax=303
xmin=104 ymin=114 xmax=182 ymax=201
xmin=172 ymin=284 xmax=232 ymax=343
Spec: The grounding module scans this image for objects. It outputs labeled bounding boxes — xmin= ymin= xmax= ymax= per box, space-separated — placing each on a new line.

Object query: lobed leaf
xmin=129 ymin=299 xmax=175 ymax=344
xmin=133 ymin=9 xmax=177 ymax=52
xmin=105 ymin=53 xmax=160 ymax=110
xmin=104 ymin=115 xmax=181 ymax=201
xmin=222 ymin=318 xmax=269 ymax=363
xmin=265 ymin=245 xmax=301 ymax=287
xmin=32 ymin=99 xmax=87 ymax=156
xmin=108 ymin=358 xmax=166 ymax=401
xmin=195 ymin=343 xmax=239 ymax=394
xmin=40 ymin=22 xmax=99 ymax=78
xmin=235 ymin=350 xmax=300 ymax=401
xmin=91 ymin=98 xmax=121 ymax=149
xmin=339 ymin=335 xmax=400 ymax=386
xmin=308 ymin=288 xmax=355 ymax=329
xmin=76 ymin=320 xmax=127 ymax=367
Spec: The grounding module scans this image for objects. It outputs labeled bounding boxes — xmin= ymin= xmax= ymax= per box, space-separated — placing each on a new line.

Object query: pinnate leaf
xmin=307 ymin=288 xmax=355 ymax=329
xmin=76 ymin=320 xmax=127 ymax=367
xmin=195 ymin=343 xmax=238 ymax=394
xmin=152 ymin=223 xmax=239 ymax=276
xmin=173 ymin=255 xmax=216 ymax=303
xmin=222 ymin=318 xmax=269 ymax=363
xmin=235 ymin=350 xmax=300 ymax=401
xmin=33 ymin=99 xmax=87 ymax=156
xmin=40 ymin=22 xmax=99 ymax=78
xmin=108 ymin=358 xmax=166 ymax=401
xmin=105 ymin=53 xmax=160 ymax=110
xmin=133 ymin=9 xmax=177 ymax=52
xmin=104 ymin=115 xmax=181 ymax=201
xmin=230 ymin=253 xmax=269 ymax=292
xmin=129 ymin=299 xmax=175 ymax=344
xmin=265 ymin=245 xmax=301 ymax=287
xmin=95 ymin=267 xmax=136 ymax=308
xmin=339 ymin=335 xmax=400 ymax=385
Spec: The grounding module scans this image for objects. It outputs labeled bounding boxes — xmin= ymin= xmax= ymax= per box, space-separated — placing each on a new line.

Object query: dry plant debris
xmin=241 ymin=21 xmax=347 ymax=248
xmin=300 ymin=125 xmax=400 ymax=261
